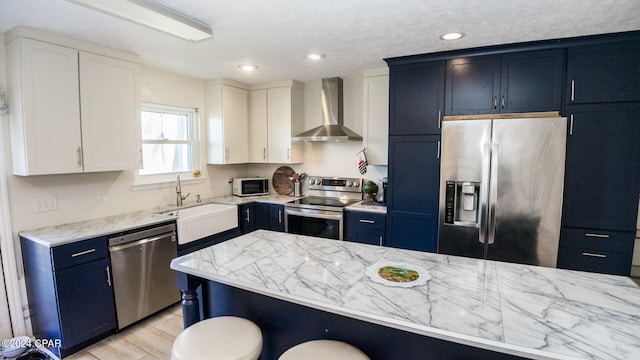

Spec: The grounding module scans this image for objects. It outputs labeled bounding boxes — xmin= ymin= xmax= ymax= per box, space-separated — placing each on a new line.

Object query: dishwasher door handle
xmin=108 ymin=233 xmax=176 ymax=252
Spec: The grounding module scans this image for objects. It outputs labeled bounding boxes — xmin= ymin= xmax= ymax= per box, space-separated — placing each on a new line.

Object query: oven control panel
xmin=307 ymin=176 xmax=362 ymax=193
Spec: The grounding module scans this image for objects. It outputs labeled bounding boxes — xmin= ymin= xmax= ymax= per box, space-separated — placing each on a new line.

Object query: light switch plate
xmin=33 ymin=196 xmax=58 ymax=213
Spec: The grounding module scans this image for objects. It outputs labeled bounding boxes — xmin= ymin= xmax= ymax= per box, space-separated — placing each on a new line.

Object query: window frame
xmin=134 ymin=103 xmax=202 ymax=186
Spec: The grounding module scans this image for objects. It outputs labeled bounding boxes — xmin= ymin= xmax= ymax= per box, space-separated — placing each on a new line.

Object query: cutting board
xmin=272 ymin=166 xmax=295 ymax=195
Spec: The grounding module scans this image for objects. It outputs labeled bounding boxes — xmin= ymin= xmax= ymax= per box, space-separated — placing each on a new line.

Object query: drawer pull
xmin=584 ymin=233 xmax=610 ymax=239
xmin=359 ymin=219 xmax=375 ymax=224
xmin=582 ymin=252 xmax=607 ymax=258
xmin=71 ymin=248 xmax=96 ymax=257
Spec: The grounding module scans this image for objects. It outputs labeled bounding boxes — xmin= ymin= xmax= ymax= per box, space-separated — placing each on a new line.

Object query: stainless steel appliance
xmin=438 ymin=114 xmax=567 ymax=267
xmin=285 ymin=176 xmax=362 ymax=240
xmin=291 ymin=78 xmax=362 ymax=142
xmin=233 ymin=177 xmax=269 ymax=196
xmin=108 ymin=223 xmax=180 ymax=329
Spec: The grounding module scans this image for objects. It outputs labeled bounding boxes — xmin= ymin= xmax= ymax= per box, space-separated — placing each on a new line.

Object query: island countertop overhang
xmin=170 ymin=230 xmax=640 ymax=360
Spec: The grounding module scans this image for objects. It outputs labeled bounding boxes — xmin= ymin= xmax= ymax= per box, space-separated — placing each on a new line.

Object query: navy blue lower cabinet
xmin=557 ymin=227 xmax=634 ymax=276
xmin=268 ymin=204 xmax=285 ymax=232
xmin=344 ymin=211 xmax=385 ymax=245
xmin=202 ymin=280 xmax=525 ymax=360
xmin=238 ymin=202 xmax=257 ymax=234
xmin=21 ymin=236 xmax=116 ymax=357
xmin=56 ymin=258 xmax=117 ymax=348
xmin=256 ymin=203 xmax=285 ymax=232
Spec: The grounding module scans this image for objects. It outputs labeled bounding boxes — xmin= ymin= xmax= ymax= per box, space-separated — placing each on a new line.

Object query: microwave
xmin=233 ymin=178 xmax=269 ymax=196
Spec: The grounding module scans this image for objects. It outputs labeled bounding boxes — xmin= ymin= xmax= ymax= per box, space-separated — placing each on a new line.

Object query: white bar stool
xmin=171 ymin=316 xmax=262 ymax=360
xmin=278 ymin=340 xmax=369 ymax=360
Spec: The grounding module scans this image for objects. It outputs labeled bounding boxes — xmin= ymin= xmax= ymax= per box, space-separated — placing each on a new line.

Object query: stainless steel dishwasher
xmin=108 ymin=223 xmax=180 ymax=329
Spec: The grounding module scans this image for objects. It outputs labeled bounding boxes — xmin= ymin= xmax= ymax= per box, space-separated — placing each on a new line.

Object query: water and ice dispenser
xmin=444 ymin=181 xmax=480 ymax=227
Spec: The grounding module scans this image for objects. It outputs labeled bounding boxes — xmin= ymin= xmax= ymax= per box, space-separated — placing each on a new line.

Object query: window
xmin=137 ymin=103 xmax=200 ymax=184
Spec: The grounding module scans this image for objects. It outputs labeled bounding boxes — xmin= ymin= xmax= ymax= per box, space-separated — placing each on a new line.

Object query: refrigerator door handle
xmin=488 ymin=143 xmax=499 ymax=245
xmin=479 ymin=142 xmax=491 ymax=244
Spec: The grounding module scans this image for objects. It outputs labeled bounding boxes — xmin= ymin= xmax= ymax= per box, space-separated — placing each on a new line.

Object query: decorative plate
xmin=272 ymin=166 xmax=295 ymax=195
xmin=366 ymin=262 xmax=431 ymax=288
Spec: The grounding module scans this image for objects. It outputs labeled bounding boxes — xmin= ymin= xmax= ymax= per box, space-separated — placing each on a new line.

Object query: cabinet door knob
xmin=359 ymin=219 xmax=375 ymax=224
xmin=493 ymin=96 xmax=498 ymax=109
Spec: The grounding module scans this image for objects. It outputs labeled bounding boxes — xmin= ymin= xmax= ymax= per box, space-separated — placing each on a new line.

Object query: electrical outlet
xmin=33 ymin=196 xmax=58 ymax=213
xmin=97 ymin=192 xmax=106 ymax=203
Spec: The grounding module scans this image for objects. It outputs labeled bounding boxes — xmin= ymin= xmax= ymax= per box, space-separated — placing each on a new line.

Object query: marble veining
xmin=19 ymin=211 xmax=175 ymax=247
xmin=171 ymin=230 xmax=640 ymax=360
xmin=18 ymin=195 xmax=299 ymax=248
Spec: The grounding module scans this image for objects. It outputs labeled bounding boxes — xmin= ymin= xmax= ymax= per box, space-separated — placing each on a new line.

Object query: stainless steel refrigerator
xmin=438 ymin=115 xmax=566 ymax=267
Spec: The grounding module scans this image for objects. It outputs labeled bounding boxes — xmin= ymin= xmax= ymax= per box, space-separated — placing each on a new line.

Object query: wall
xmin=248 ymin=75 xmax=388 ymax=189
xmin=5 ymin=66 xmax=250 ymax=234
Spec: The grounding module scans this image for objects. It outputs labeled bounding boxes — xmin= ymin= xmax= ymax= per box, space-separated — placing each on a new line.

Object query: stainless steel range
xmin=284 ymin=176 xmax=362 ymax=240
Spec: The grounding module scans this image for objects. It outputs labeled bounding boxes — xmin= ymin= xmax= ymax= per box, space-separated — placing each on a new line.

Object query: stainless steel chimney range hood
xmin=292 ymin=77 xmax=363 ymax=142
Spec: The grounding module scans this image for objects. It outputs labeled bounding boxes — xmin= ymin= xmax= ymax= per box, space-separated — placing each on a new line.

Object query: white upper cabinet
xmin=6 ymin=31 xmax=139 ymax=176
xmin=249 ymin=81 xmax=304 ymax=164
xmin=248 ymin=89 xmax=268 ymax=162
xmin=80 ymin=52 xmax=139 ymax=172
xmin=362 ymin=70 xmax=389 ymax=165
xmin=206 ymin=80 xmax=249 ymax=164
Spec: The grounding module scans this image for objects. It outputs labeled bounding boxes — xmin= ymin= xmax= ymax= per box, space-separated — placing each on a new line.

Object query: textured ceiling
xmin=1 ymin=0 xmax=640 ymax=84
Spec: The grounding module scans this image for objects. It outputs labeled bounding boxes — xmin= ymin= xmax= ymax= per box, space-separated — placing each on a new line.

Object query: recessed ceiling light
xmin=306 ymin=53 xmax=325 ymax=61
xmin=440 ymin=32 xmax=465 ymax=41
xmin=239 ymin=64 xmax=259 ymax=72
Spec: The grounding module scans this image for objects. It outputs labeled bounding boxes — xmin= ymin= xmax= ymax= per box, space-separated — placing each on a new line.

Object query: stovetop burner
xmin=285 ymin=176 xmax=363 ymax=212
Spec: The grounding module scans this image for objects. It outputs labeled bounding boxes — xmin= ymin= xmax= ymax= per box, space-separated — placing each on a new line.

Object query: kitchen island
xmin=170 ymin=230 xmax=640 ymax=360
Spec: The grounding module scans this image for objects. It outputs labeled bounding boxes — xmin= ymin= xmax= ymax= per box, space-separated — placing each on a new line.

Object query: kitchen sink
xmin=162 ymin=203 xmax=238 ymax=245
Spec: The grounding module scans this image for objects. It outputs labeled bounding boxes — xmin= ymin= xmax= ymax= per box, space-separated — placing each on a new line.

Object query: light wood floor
xmin=65 ymin=304 xmax=183 ymax=360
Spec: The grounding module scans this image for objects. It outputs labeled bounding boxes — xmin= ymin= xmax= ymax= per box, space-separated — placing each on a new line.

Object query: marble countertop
xmin=345 ymin=200 xmax=387 ymax=214
xmin=18 ymin=194 xmax=302 ymax=247
xmin=211 ymin=194 xmax=304 ymax=205
xmin=19 ymin=211 xmax=175 ymax=247
xmin=171 ymin=230 xmax=640 ymax=360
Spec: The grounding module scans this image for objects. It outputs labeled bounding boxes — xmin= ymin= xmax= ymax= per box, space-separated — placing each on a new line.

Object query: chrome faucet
xmin=176 ymin=174 xmax=190 ymax=206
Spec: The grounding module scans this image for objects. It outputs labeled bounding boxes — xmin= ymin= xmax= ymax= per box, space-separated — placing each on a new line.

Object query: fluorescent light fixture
xmin=306 ymin=53 xmax=325 ymax=61
xmin=239 ymin=64 xmax=259 ymax=72
xmin=66 ymin=0 xmax=213 ymax=41
xmin=440 ymin=32 xmax=465 ymax=41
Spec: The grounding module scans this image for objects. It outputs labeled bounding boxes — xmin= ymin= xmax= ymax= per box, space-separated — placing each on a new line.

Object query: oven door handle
xmin=284 ymin=208 xmax=344 ymax=221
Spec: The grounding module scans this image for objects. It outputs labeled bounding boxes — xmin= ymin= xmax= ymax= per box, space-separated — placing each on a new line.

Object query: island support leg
xmin=175 ymin=271 xmax=203 ymax=328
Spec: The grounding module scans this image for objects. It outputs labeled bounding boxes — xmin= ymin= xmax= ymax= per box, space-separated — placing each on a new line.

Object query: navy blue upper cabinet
xmin=445 ymin=49 xmax=564 ymax=115
xmin=389 ymin=61 xmax=445 ymax=135
xmin=445 ymin=55 xmax=500 ymax=115
xmin=567 ymin=42 xmax=640 ymax=104
xmin=562 ymin=103 xmax=640 ymax=232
